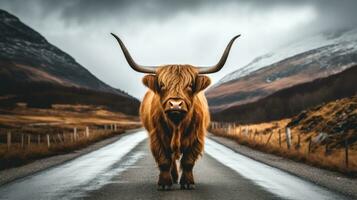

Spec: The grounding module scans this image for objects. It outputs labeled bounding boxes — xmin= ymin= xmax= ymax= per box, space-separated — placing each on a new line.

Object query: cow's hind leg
xmin=150 ymin=133 xmax=173 ymax=190
xmin=180 ymin=139 xmax=203 ymax=190
xmin=171 ymin=158 xmax=178 ymax=184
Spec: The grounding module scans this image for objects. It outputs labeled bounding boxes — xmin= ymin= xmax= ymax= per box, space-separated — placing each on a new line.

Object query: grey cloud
xmin=2 ymin=0 xmax=357 ymax=30
xmin=0 ymin=0 xmax=308 ymax=23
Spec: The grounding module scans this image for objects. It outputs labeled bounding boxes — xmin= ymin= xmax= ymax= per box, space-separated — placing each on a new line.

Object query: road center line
xmin=204 ymin=138 xmax=348 ymax=200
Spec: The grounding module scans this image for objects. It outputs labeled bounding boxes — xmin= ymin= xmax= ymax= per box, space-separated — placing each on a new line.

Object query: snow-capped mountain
xmin=216 ymin=28 xmax=357 ymax=86
xmin=206 ymin=28 xmax=357 ymax=112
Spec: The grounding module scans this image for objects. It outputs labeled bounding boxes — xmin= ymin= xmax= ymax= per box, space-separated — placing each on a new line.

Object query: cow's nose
xmin=168 ymin=99 xmax=184 ymax=110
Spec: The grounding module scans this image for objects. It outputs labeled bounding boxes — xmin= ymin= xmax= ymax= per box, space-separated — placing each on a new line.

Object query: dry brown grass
xmin=210 ymin=96 xmax=357 ymax=176
xmin=0 ymin=103 xmax=139 ymax=129
xmin=0 ymin=104 xmax=142 ymax=170
xmin=210 ymin=121 xmax=357 ymax=176
xmin=0 ymin=129 xmax=132 ymax=169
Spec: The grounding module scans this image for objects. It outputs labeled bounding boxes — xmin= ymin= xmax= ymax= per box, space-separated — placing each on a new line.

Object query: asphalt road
xmin=0 ymin=130 xmax=351 ymax=200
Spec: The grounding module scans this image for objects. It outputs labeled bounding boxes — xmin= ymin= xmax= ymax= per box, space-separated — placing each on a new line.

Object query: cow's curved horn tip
xmin=110 ymin=33 xmax=119 ymax=38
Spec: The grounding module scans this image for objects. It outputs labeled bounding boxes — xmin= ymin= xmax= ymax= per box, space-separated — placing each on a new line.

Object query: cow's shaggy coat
xmin=140 ymin=65 xmax=210 ymax=189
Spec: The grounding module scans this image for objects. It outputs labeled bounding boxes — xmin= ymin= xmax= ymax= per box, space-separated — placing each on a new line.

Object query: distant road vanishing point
xmin=0 ymin=130 xmax=350 ymax=200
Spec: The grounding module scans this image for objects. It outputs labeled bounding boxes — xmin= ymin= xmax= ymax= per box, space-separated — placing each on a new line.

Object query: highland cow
xmin=111 ymin=33 xmax=240 ymax=190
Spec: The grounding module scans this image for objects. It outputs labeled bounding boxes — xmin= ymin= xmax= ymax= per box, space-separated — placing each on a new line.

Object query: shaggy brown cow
xmin=111 ymin=33 xmax=240 ymax=190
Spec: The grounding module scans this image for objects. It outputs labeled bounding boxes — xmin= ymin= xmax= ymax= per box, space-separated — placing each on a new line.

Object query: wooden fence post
xmin=57 ymin=133 xmax=63 ymax=143
xmin=308 ymin=137 xmax=312 ymax=155
xmin=62 ymin=133 xmax=65 ymax=143
xmin=47 ymin=134 xmax=50 ymax=148
xmin=345 ymin=138 xmax=349 ymax=168
xmin=278 ymin=129 xmax=282 ymax=147
xmin=266 ymin=130 xmax=274 ymax=145
xmin=324 ymin=137 xmax=330 ymax=156
xmin=21 ymin=134 xmax=24 ymax=148
xmin=28 ymin=134 xmax=31 ymax=147
xmin=7 ymin=132 xmax=11 ymax=150
xmin=285 ymin=127 xmax=291 ymax=149
xmin=73 ymin=127 xmax=77 ymax=142
xmin=296 ymin=134 xmax=301 ymax=150
xmin=86 ymin=126 xmax=89 ymax=138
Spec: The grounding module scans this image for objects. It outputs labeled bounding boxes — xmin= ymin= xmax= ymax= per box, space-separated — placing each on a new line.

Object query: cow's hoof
xmin=172 ymin=178 xmax=178 ymax=184
xmin=158 ymin=171 xmax=173 ymax=190
xmin=157 ymin=184 xmax=172 ymax=191
xmin=180 ymin=183 xmax=195 ymax=190
xmin=179 ymin=171 xmax=195 ymax=190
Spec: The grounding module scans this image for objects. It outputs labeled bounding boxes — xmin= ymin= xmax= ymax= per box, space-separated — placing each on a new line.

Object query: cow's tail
xmin=171 ymin=128 xmax=181 ymax=160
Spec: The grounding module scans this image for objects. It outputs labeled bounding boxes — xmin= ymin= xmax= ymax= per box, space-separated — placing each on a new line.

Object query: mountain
xmin=0 ymin=10 xmax=140 ymax=115
xmin=207 ymin=29 xmax=357 ymax=112
xmin=0 ymin=9 xmax=131 ymax=97
xmin=212 ymin=65 xmax=357 ymax=123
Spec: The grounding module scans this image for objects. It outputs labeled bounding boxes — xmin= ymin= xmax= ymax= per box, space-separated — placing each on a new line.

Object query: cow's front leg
xmin=150 ymin=133 xmax=173 ymax=190
xmin=180 ymin=139 xmax=204 ymax=190
xmin=158 ymin=160 xmax=173 ymax=190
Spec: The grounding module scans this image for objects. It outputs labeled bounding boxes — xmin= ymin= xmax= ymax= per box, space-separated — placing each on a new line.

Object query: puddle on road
xmin=0 ymin=131 xmax=147 ymax=200
xmin=205 ymin=138 xmax=349 ymax=200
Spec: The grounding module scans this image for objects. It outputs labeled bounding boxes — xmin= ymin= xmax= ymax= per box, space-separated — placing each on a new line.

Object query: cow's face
xmin=142 ymin=65 xmax=210 ymax=124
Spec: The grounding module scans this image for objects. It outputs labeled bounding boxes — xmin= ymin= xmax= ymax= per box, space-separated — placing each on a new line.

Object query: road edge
xmin=0 ymin=128 xmax=144 ymax=186
xmin=207 ymin=133 xmax=357 ymax=199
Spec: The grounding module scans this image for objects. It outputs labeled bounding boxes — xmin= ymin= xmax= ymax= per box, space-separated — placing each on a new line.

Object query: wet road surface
xmin=0 ymin=130 xmax=350 ymax=200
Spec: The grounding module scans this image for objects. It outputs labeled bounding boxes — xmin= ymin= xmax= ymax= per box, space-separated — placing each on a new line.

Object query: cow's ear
xmin=194 ymin=75 xmax=211 ymax=93
xmin=142 ymin=75 xmax=159 ymax=93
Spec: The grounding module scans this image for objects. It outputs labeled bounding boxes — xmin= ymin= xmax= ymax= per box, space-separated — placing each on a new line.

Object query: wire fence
xmin=0 ymin=123 xmax=122 ymax=151
xmin=209 ymin=121 xmax=352 ymax=168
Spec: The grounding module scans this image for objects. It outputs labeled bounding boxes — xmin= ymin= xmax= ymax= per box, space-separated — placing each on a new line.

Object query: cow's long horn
xmin=197 ymin=35 xmax=241 ymax=74
xmin=111 ymin=33 xmax=157 ymax=74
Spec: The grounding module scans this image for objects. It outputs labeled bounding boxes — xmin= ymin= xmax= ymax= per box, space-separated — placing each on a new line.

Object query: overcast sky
xmin=1 ymin=0 xmax=356 ymax=99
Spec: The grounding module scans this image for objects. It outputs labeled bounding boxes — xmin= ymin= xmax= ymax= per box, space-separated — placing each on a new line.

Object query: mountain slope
xmin=0 ymin=9 xmax=140 ymax=115
xmin=207 ymin=29 xmax=357 ymax=112
xmin=212 ymin=65 xmax=357 ymax=123
xmin=0 ymin=9 xmax=129 ymax=97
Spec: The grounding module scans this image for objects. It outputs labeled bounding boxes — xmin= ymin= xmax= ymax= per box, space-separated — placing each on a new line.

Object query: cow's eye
xmin=187 ymin=84 xmax=193 ymax=92
xmin=160 ymin=83 xmax=166 ymax=90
